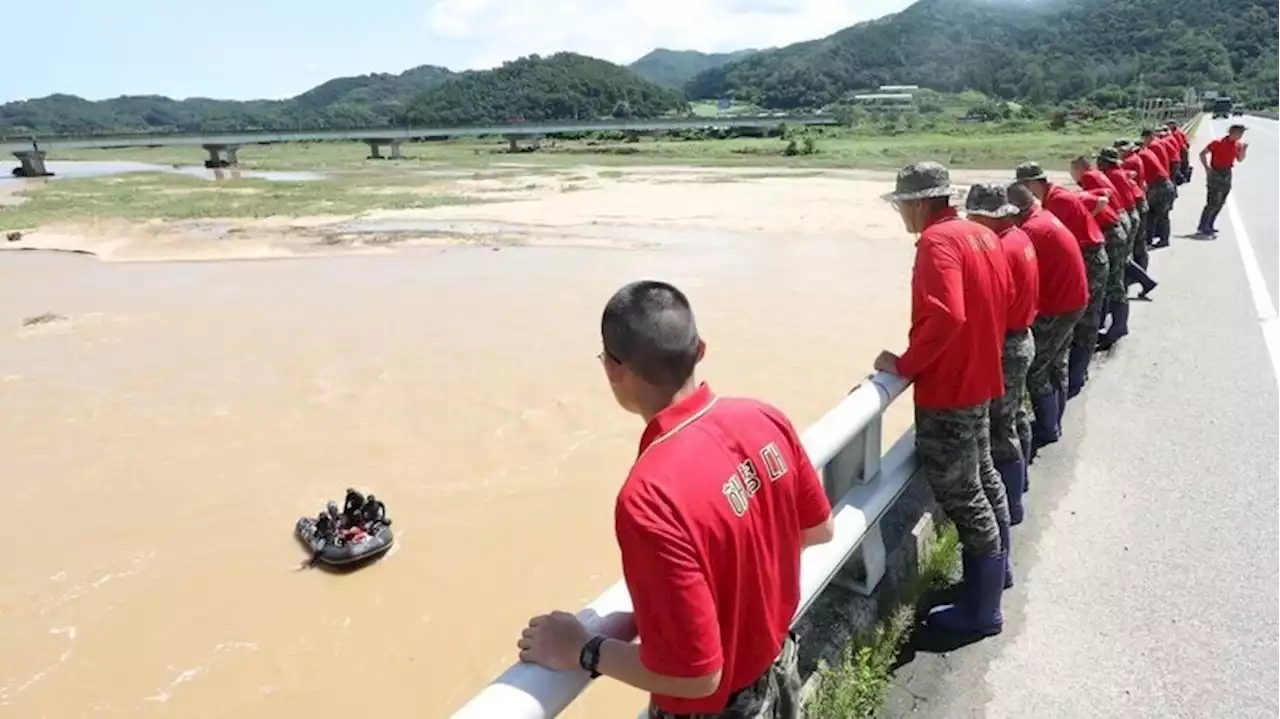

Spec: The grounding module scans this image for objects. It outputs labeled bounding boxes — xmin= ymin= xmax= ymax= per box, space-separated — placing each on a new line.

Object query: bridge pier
xmin=203 ymin=144 xmax=240 ymax=168
xmin=365 ymin=139 xmax=403 ymax=160
xmin=11 ymin=150 xmax=52 ymax=178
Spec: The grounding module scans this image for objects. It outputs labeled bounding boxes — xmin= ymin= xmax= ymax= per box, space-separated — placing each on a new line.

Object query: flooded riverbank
xmin=0 ymin=164 xmax=968 ymax=717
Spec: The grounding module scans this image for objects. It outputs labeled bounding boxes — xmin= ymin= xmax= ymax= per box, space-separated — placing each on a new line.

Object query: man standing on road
xmin=1196 ymin=123 xmax=1249 ymax=237
xmin=1166 ymin=120 xmax=1192 ymax=184
xmin=1014 ymin=161 xmax=1107 ymax=399
xmin=1137 ymin=129 xmax=1177 ymax=250
xmin=517 ymin=280 xmax=835 ymax=719
xmin=1070 ymin=155 xmax=1132 ymax=349
xmin=874 ymin=162 xmax=1010 ymax=637
xmin=965 ymin=183 xmax=1038 ymax=530
xmin=1008 ymin=182 xmax=1087 ymax=455
xmin=1098 ymin=147 xmax=1159 ymax=303
xmin=1116 ymin=139 xmax=1152 ymax=270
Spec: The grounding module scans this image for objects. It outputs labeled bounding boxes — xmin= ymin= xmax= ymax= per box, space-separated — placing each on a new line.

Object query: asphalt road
xmin=882 ymin=117 xmax=1280 ymax=719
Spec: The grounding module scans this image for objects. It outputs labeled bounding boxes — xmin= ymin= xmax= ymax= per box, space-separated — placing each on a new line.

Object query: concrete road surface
xmin=882 ymin=116 xmax=1280 ymax=719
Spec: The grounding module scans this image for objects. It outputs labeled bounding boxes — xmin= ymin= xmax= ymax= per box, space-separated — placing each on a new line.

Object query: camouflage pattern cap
xmin=1097 ymin=147 xmax=1123 ymax=165
xmin=1014 ymin=161 xmax=1048 ymax=183
xmin=964 ymin=183 xmax=1019 ymax=218
xmin=1113 ymin=138 xmax=1133 ymax=149
xmin=890 ymin=161 xmax=954 ymax=202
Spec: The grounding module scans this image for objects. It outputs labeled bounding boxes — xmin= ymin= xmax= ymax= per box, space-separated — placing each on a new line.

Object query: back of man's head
xmin=601 ymin=281 xmax=701 ymax=391
xmin=1007 ymin=182 xmax=1037 ymax=219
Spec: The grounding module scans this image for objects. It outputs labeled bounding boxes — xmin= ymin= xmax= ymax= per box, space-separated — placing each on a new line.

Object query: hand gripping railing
xmin=450 ymin=371 xmax=914 ymax=719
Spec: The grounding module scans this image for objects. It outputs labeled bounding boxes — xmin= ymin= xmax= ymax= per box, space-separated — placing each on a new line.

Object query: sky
xmin=4 ymin=0 xmax=914 ymax=103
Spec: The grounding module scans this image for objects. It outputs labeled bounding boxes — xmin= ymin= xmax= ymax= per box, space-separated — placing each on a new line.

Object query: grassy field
xmin=2 ymin=119 xmax=1159 ymax=228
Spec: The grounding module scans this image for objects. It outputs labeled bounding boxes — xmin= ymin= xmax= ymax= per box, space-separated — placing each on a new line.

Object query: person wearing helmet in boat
xmin=360 ymin=494 xmax=390 ymax=530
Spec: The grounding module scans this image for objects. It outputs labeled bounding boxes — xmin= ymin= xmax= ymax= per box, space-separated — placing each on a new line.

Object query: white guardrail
xmin=451 ymin=371 xmax=915 ymax=719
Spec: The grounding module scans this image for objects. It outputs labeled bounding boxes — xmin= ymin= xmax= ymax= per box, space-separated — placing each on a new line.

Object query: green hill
xmin=685 ymin=0 xmax=1279 ymax=109
xmin=0 ymin=64 xmax=452 ymax=136
xmin=399 ymin=53 xmax=688 ymax=126
xmin=628 ymin=48 xmax=759 ymax=89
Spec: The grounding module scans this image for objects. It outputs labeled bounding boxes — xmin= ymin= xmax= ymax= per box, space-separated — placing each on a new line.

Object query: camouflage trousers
xmin=1200 ymin=168 xmax=1233 ymax=231
xmin=1132 ymin=198 xmax=1150 ymax=268
xmin=649 ymin=634 xmax=800 ymax=719
xmin=991 ymin=329 xmax=1035 ymax=464
xmin=915 ymin=403 xmax=1007 ymax=556
xmin=1102 ymin=222 xmax=1130 ymax=305
xmin=1029 ymin=310 xmax=1082 ymax=399
xmin=1073 ymin=244 xmax=1109 ymax=349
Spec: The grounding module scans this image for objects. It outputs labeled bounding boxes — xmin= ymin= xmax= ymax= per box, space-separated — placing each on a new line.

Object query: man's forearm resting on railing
xmin=597 ymin=637 xmax=723 ymax=699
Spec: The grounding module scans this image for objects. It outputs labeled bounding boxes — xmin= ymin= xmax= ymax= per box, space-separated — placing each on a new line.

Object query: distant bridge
xmin=4 ymin=115 xmax=839 ymax=176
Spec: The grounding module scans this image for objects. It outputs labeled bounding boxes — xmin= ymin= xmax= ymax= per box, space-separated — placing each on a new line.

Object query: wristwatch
xmin=578 ymin=635 xmax=606 ymax=679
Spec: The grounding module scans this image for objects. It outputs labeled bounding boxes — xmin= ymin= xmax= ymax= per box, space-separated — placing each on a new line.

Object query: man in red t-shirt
xmin=1139 ymin=129 xmax=1177 ymax=250
xmin=1116 ymin=139 xmax=1156 ymax=270
xmin=1070 ymin=155 xmax=1134 ymax=349
xmin=1165 ymin=121 xmax=1192 ymax=185
xmin=1014 ymin=161 xmax=1108 ymax=398
xmin=1097 ymin=147 xmax=1158 ymax=346
xmin=964 ymin=183 xmax=1038 ymax=530
xmin=1007 ymin=182 xmax=1087 ymax=456
xmin=874 ymin=162 xmax=1010 ymax=637
xmin=516 ymin=281 xmax=834 ymax=718
xmin=1196 ymin=123 xmax=1249 ymax=236
xmin=875 ymin=162 xmax=1013 ymax=632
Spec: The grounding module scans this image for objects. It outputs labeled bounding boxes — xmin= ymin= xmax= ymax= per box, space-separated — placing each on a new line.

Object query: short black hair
xmin=1229 ymin=123 xmax=1246 ymax=132
xmin=1140 ymin=128 xmax=1155 ymax=139
xmin=601 ymin=281 xmax=701 ymax=390
xmin=1007 ymin=182 xmax=1036 ymax=213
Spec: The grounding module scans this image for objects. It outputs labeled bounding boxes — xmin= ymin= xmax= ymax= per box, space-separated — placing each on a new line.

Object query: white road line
xmin=1225 ymin=195 xmax=1280 ymax=383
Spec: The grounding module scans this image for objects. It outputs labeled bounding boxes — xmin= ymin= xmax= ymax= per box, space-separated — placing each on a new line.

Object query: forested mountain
xmin=399 ymin=53 xmax=688 ymax=125
xmin=0 ymin=54 xmax=682 ymax=136
xmin=686 ymin=0 xmax=1279 ymax=109
xmin=628 ymin=48 xmax=759 ymax=89
xmin=0 ymin=65 xmax=453 ymax=136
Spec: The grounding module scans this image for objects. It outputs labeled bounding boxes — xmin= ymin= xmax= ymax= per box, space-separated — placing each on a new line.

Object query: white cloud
xmin=423 ymin=0 xmax=915 ymax=70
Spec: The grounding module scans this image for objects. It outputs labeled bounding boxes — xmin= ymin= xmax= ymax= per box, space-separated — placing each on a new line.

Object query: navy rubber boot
xmin=928 ymin=553 xmax=1005 ymax=637
xmin=999 ymin=521 xmax=1014 ymax=590
xmin=1097 ymin=302 xmax=1131 ymax=351
xmin=1126 ymin=260 xmax=1158 ymax=299
xmin=1030 ymin=393 xmax=1060 ymax=449
xmin=996 ymin=458 xmax=1025 ymax=526
xmin=1054 ymin=385 xmax=1067 ymax=432
xmin=1067 ymin=344 xmax=1092 ymax=398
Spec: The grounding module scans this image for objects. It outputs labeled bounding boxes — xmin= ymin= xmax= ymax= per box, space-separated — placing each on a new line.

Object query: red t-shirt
xmin=1205 ymin=137 xmax=1242 ymax=170
xmin=1122 ymin=152 xmax=1148 ymax=194
xmin=1139 ymin=145 xmax=1170 ymax=182
xmin=1020 ymin=206 xmax=1089 ymax=317
xmin=1043 ymin=183 xmax=1105 ymax=249
xmin=998 ymin=225 xmax=1039 ymax=332
xmin=1077 ymin=189 xmax=1121 ymax=231
xmin=1101 ymin=166 xmax=1138 ymax=211
xmin=617 ymin=383 xmax=831 ymax=715
xmin=895 ymin=208 xmax=1010 ymax=409
xmin=1157 ymin=138 xmax=1178 ymax=167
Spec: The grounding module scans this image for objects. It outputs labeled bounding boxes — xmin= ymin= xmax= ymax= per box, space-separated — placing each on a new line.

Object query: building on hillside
xmin=853 ymin=93 xmax=914 ymax=106
xmin=878 ymin=85 xmax=920 ymax=93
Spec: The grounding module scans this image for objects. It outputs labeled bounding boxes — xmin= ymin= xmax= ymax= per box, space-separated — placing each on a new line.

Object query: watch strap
xmin=578 ymin=635 xmax=606 ymax=678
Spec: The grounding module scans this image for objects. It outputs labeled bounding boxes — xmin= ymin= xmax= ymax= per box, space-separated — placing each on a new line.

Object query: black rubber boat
xmin=296 ymin=517 xmax=395 ymax=566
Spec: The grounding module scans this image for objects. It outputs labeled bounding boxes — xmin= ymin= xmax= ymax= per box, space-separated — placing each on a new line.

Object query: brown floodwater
xmin=0 ymin=222 xmax=913 ymax=717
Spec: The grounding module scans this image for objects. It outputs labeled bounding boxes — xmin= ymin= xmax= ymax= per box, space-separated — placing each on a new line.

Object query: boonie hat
xmin=1014 ymin=161 xmax=1048 ymax=183
xmin=1113 ymin=138 xmax=1133 ymax=149
xmin=964 ymin=183 xmax=1019 ymax=219
xmin=1096 ymin=147 xmax=1123 ymax=165
xmin=889 ymin=161 xmax=954 ymax=202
